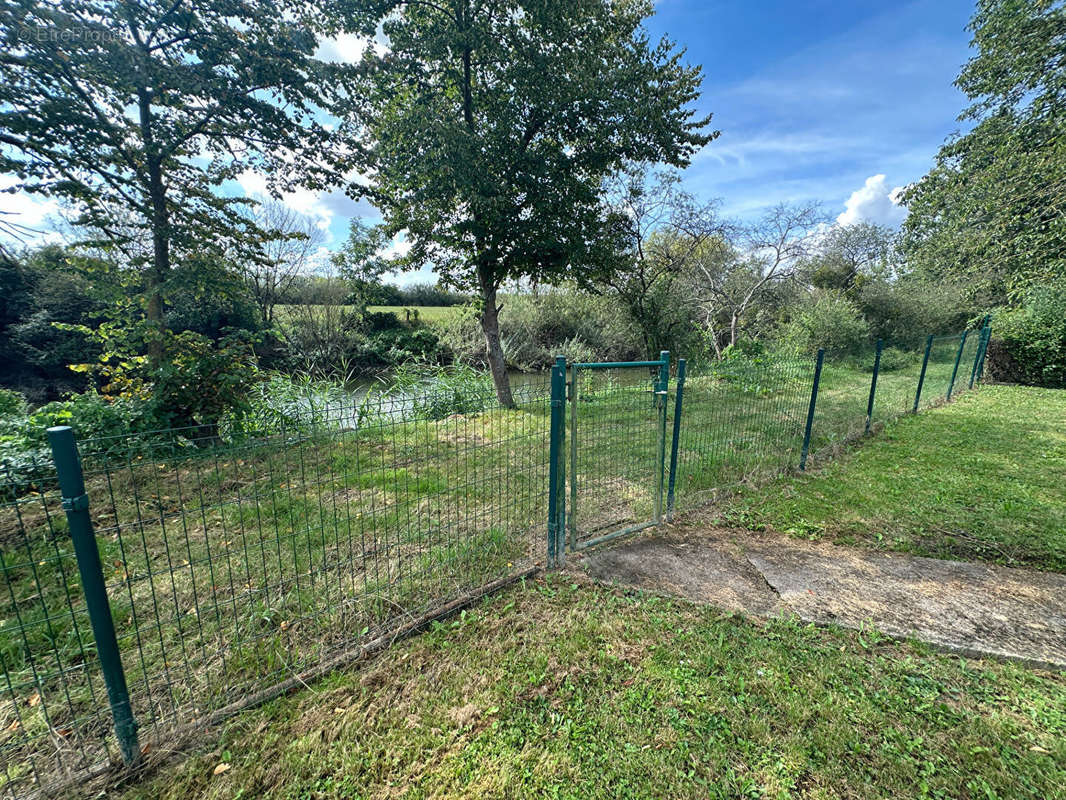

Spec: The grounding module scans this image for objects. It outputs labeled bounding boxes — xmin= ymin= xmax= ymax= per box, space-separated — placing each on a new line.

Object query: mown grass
xmin=1 ymin=350 xmax=986 ymax=795
xmin=723 ymin=385 xmax=1066 ymax=573
xmin=115 ymin=576 xmax=1066 ymax=800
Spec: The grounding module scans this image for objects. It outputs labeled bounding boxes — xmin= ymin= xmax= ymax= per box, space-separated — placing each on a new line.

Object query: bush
xmin=857 ymin=278 xmax=971 ymax=349
xmin=872 ymin=346 xmax=917 ymax=373
xmin=436 ymin=291 xmax=643 ymax=371
xmin=781 ymin=292 xmax=871 ymax=357
xmin=389 ymin=364 xmax=494 ymax=420
xmin=986 ymin=286 xmax=1066 ymax=387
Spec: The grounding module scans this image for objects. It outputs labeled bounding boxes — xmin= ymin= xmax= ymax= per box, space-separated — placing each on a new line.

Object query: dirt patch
xmin=573 ymin=525 xmax=1066 ymax=669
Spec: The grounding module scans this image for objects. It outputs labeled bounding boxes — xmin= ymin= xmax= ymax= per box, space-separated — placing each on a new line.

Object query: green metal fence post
xmin=865 ymin=338 xmax=883 ymax=434
xmin=799 ymin=349 xmax=825 ymax=471
xmin=913 ymin=335 xmax=934 ymax=412
xmin=946 ymin=330 xmax=969 ymax=400
xmin=976 ymin=322 xmax=992 ymax=382
xmin=547 ymin=356 xmax=567 ymax=567
xmin=47 ymin=426 xmax=140 ymax=766
xmin=654 ymin=351 xmax=670 ymax=524
xmin=968 ymin=326 xmax=987 ymax=390
xmin=666 ymin=358 xmax=686 ymax=518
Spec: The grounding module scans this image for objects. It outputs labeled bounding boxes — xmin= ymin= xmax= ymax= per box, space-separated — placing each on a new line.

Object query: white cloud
xmin=836 ymin=174 xmax=907 ymax=227
xmin=0 ymin=176 xmax=59 ymax=230
xmin=236 ymin=170 xmax=336 ymax=235
xmin=315 ymin=29 xmax=388 ymax=64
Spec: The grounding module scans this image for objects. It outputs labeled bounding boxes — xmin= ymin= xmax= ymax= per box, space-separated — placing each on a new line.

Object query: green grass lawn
xmin=116 ymin=576 xmax=1066 ymax=800
xmin=723 ymin=385 xmax=1066 ymax=573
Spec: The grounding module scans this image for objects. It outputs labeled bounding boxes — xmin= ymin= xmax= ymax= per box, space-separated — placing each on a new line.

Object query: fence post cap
xmin=47 ymin=425 xmax=74 ymax=435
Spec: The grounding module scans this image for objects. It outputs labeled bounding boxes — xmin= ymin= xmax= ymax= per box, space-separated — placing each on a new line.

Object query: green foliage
xmin=436 ymin=292 xmax=643 ymax=370
xmin=987 ymin=285 xmax=1066 ymax=387
xmin=781 ymin=292 xmax=871 ymax=357
xmin=900 ymin=0 xmax=1066 ymax=303
xmin=25 ymin=392 xmax=148 ymax=444
xmin=388 ymin=364 xmax=494 ymax=421
xmin=0 ymin=246 xmax=110 ymax=400
xmin=0 ymin=0 xmax=356 ymax=343
xmin=347 ymin=0 xmax=714 ymax=401
xmin=164 ymin=258 xmax=264 ymax=340
xmin=150 ymin=330 xmax=264 ymax=431
xmin=0 ymin=388 xmax=25 ymax=417
xmin=872 ymin=346 xmax=917 ymax=374
xmin=856 ymin=277 xmax=972 ymax=349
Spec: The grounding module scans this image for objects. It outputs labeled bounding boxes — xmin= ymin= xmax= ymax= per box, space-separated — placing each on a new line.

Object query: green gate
xmin=561 ymin=352 xmax=671 ymax=553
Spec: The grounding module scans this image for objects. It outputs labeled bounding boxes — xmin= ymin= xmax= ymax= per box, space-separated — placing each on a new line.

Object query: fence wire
xmin=0 ymin=324 xmax=989 ymax=797
xmin=1 ymin=379 xmax=550 ymax=798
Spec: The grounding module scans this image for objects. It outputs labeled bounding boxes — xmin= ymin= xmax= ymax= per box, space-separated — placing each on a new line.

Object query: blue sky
xmin=650 ymin=0 xmax=976 ymax=222
xmin=2 ymin=0 xmax=977 ymax=285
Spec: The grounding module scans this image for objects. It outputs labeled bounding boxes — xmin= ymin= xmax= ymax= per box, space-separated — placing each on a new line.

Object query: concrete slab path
xmin=574 ymin=526 xmax=1066 ymax=669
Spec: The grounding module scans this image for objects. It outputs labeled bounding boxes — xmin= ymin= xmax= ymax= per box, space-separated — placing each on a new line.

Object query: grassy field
xmin=0 ymin=350 xmax=988 ymax=795
xmin=366 ymin=305 xmax=462 ymax=323
xmin=114 ymin=576 xmax=1066 ymax=800
xmin=273 ymin=304 xmax=461 ymax=325
xmin=723 ymin=385 xmax=1066 ymax=573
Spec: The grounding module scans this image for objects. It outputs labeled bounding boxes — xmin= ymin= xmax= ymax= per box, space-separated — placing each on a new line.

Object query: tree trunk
xmin=146 ymin=170 xmax=170 ymax=368
xmin=477 ymin=268 xmax=514 ymax=408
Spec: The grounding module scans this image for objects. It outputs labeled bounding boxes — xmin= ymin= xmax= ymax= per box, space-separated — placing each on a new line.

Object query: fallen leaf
xmin=27 ymin=692 xmax=40 ymax=708
xmin=213 ymin=762 xmax=231 ymax=776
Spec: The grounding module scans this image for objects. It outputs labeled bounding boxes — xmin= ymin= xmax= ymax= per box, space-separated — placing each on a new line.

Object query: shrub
xmin=389 ymin=364 xmax=494 ymax=420
xmin=0 ymin=388 xmax=25 ymax=417
xmin=436 ymin=291 xmax=643 ymax=371
xmin=857 ymin=278 xmax=971 ymax=348
xmin=986 ymin=286 xmax=1066 ymax=387
xmin=872 ymin=346 xmax=916 ymax=373
xmin=781 ymin=292 xmax=871 ymax=357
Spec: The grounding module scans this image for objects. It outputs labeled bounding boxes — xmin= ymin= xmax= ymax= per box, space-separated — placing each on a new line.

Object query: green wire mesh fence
xmin=2 ymin=378 xmax=551 ymax=797
xmin=1 ymin=323 xmax=990 ymax=797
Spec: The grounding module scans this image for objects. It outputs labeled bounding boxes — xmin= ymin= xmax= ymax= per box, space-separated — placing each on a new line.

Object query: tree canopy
xmin=345 ymin=0 xmax=715 ymax=404
xmin=900 ymin=0 xmax=1066 ymax=304
xmin=0 ymin=0 xmax=355 ymax=359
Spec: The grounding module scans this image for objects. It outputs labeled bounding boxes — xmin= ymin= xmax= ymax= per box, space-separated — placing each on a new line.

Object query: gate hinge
xmin=61 ymin=493 xmax=90 ymax=513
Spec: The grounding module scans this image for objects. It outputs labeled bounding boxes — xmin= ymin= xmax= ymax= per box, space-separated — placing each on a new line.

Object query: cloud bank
xmin=836 ymin=174 xmax=907 ymax=227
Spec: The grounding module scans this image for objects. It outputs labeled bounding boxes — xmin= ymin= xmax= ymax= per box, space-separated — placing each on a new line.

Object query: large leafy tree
xmin=0 ymin=0 xmax=354 ymax=363
xmin=346 ymin=0 xmax=714 ymax=405
xmin=900 ymin=0 xmax=1066 ymax=304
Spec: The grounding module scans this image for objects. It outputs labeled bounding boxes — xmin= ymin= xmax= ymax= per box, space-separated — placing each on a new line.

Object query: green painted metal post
xmin=666 ymin=358 xmax=686 ymax=518
xmin=547 ymin=356 xmax=567 ymax=567
xmin=865 ymin=339 xmax=883 ymax=434
xmin=48 ymin=426 xmax=140 ymax=766
xmin=799 ymin=349 xmax=825 ymax=471
xmin=913 ymin=335 xmax=934 ymax=412
xmin=946 ymin=330 xmax=969 ymax=400
xmin=976 ymin=322 xmax=992 ymax=382
xmin=968 ymin=327 xmax=986 ymax=390
xmin=654 ymin=351 xmax=670 ymax=524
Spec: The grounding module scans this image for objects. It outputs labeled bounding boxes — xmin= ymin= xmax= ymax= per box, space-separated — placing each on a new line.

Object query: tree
xmin=900 ymin=0 xmax=1066 ymax=304
xmin=804 ymin=222 xmax=899 ymax=296
xmin=331 ymin=219 xmax=391 ymax=312
xmin=345 ymin=0 xmax=714 ymax=405
xmin=0 ymin=0 xmax=354 ymax=364
xmin=239 ymin=202 xmax=327 ymax=325
xmin=690 ymin=203 xmax=822 ymax=356
xmin=602 ymin=167 xmax=724 ymax=357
